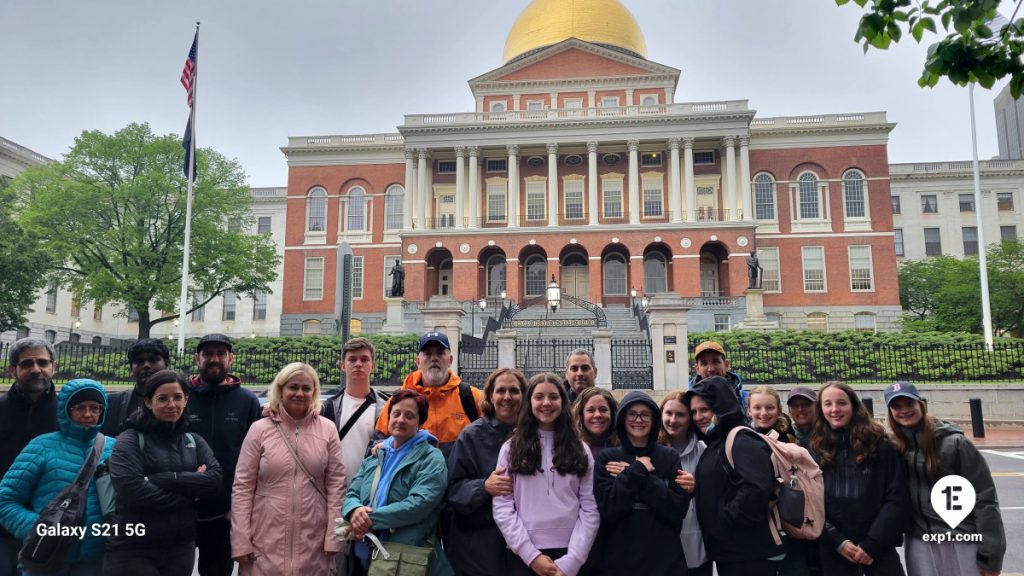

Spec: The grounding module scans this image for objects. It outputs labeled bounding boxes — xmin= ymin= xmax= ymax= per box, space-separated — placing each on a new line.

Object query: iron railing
xmin=611 ymin=338 xmax=654 ymax=389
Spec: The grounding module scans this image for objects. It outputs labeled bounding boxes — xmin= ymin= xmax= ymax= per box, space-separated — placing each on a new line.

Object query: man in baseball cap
xmin=787 ymin=386 xmax=818 ymax=447
xmin=688 ymin=340 xmax=747 ymax=412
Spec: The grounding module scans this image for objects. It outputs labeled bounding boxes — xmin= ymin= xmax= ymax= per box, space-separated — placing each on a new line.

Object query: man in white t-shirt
xmin=322 ymin=337 xmax=388 ymax=576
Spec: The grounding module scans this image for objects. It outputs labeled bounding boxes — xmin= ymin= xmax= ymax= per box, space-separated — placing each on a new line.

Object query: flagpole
xmin=177 ymin=22 xmax=199 ymax=355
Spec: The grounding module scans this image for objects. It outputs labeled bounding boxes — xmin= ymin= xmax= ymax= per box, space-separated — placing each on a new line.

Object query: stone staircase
xmin=504 ymin=302 xmax=646 ymax=340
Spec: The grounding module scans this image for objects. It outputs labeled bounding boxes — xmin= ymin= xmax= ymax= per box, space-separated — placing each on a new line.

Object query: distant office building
xmin=994 ymin=83 xmax=1024 ymax=160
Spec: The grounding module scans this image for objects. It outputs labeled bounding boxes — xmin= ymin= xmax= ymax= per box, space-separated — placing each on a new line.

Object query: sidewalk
xmin=963 ymin=426 xmax=1024 ymax=449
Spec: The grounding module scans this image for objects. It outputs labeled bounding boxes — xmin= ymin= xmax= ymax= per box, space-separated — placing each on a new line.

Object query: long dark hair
xmin=127 ymin=369 xmax=191 ymax=435
xmin=809 ymin=381 xmax=886 ymax=469
xmin=888 ymin=398 xmax=944 ymax=482
xmin=507 ymin=373 xmax=588 ymax=477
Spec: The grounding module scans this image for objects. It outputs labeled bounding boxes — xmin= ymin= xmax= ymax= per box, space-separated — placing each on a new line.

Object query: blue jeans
xmin=23 ymin=560 xmax=101 ymax=576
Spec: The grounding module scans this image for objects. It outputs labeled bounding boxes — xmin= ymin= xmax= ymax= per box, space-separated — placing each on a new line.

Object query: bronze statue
xmin=747 ymin=249 xmax=763 ymax=289
xmin=389 ymin=261 xmax=405 ymax=297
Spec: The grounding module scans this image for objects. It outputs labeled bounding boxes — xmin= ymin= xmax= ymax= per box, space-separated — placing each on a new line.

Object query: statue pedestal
xmin=380 ymin=297 xmax=407 ymax=334
xmin=736 ymin=288 xmax=778 ymax=331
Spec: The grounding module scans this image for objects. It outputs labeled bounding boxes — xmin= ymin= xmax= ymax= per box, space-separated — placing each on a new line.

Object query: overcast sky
xmin=1 ymin=0 xmax=1012 ymax=187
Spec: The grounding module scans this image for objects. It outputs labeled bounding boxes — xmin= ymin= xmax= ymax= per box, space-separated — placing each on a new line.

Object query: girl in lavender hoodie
xmin=493 ymin=373 xmax=600 ymax=576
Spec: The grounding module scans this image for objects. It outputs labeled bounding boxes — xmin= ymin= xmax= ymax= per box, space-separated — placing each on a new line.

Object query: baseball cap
xmin=196 ymin=333 xmax=233 ymax=353
xmin=694 ymin=340 xmax=726 ymax=360
xmin=418 ymin=331 xmax=450 ymax=351
xmin=787 ymin=386 xmax=818 ymax=405
xmin=884 ymin=381 xmax=921 ymax=406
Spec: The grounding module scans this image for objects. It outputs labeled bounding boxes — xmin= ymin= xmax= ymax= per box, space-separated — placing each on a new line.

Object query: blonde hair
xmin=748 ymin=385 xmax=782 ymax=412
xmin=267 ymin=362 xmax=322 ymax=417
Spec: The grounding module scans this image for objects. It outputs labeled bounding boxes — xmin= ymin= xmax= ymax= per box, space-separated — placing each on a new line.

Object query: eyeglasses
xmin=626 ymin=411 xmax=651 ymax=422
xmin=70 ymin=404 xmax=103 ymax=415
xmin=18 ymin=358 xmax=53 ymax=369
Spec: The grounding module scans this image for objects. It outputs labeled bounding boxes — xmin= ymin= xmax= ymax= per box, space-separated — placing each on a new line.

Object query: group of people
xmin=0 ymin=333 xmax=1008 ymax=576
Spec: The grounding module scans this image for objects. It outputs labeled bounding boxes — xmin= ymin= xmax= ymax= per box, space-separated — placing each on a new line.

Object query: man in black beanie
xmin=101 ymin=338 xmax=169 ymax=436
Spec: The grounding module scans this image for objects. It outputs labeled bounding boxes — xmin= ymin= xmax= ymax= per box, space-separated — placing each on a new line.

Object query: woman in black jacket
xmin=809 ymin=381 xmax=908 ymax=576
xmin=445 ymin=368 xmax=527 ymax=576
xmin=594 ymin=391 xmax=690 ymax=575
xmin=103 ymin=370 xmax=222 ymax=576
xmin=687 ymin=376 xmax=782 ymax=576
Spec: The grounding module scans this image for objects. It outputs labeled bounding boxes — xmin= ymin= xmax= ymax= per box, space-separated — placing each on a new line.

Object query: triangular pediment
xmin=470 ymin=39 xmax=679 ymax=86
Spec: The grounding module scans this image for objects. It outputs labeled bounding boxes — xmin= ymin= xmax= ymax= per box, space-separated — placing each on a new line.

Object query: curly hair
xmin=888 ymin=397 xmax=944 ymax=482
xmin=508 ymin=372 xmax=588 ymax=477
xmin=809 ymin=381 xmax=886 ymax=469
xmin=572 ymin=387 xmax=618 ymax=449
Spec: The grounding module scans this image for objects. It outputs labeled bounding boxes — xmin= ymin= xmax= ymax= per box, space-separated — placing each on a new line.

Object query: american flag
xmin=181 ymin=31 xmax=197 ymax=108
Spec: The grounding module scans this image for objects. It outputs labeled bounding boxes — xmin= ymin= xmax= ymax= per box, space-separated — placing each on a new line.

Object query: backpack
xmin=725 ymin=426 xmax=824 ymax=543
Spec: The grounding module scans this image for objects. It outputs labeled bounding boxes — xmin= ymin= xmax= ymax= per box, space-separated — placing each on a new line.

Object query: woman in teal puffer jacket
xmin=0 ymin=378 xmax=115 ymax=575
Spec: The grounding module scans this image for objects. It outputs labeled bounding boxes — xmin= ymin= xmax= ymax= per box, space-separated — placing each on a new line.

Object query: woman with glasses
xmin=593 ymin=391 xmax=690 ymax=575
xmin=0 ymin=378 xmax=115 ymax=576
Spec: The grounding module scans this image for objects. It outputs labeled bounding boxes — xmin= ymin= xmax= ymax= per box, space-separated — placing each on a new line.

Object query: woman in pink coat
xmin=231 ymin=362 xmax=346 ymax=575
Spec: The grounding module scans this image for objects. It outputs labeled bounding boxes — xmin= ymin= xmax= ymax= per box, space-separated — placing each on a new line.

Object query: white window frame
xmin=854 ymin=312 xmax=877 ymax=333
xmin=436 ymin=160 xmax=457 ymax=174
xmin=305 ymin=187 xmax=327 ymax=242
xmin=563 ymin=98 xmax=584 ymax=117
xmin=352 ymin=256 xmax=364 ymax=299
xmin=759 ymin=247 xmax=781 ymax=293
xmin=693 ymin=151 xmax=715 ymax=165
xmin=304 ymin=257 xmax=325 ymax=301
xmin=562 ymin=177 xmax=585 ymax=220
xmin=796 ymin=172 xmax=822 ymax=220
xmin=640 ymin=95 xmax=658 ymax=106
xmin=489 ymin=101 xmax=507 ymax=113
xmin=486 ymin=158 xmax=507 ymax=173
xmin=848 ymin=245 xmax=874 ymax=292
xmin=601 ymin=175 xmax=624 ymax=219
xmin=641 ymin=174 xmax=664 ymax=218
xmin=894 ymin=229 xmax=905 ymax=256
xmin=842 ymin=170 xmax=871 ymax=230
xmin=801 ymin=246 xmax=827 ymax=293
xmin=486 ymin=178 xmax=507 ymax=222
xmin=257 ymin=216 xmax=272 ymax=235
xmin=525 ymin=178 xmax=546 ymax=221
xmin=252 ymin=290 xmax=267 ymax=321
xmin=341 ymin=186 xmax=370 ymax=238
xmin=806 ymin=312 xmax=829 ymax=332
xmin=714 ymin=314 xmax=731 ymax=332
xmin=384 ymin=185 xmax=404 ymax=231
xmin=302 ymin=319 xmax=321 ymax=336
xmin=753 ymin=173 xmax=777 ymax=222
xmin=222 ymin=290 xmax=236 ymax=321
xmin=790 ymin=172 xmax=830 ymax=232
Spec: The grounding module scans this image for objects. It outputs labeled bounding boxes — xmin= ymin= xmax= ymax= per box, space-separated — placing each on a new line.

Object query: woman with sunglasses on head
xmin=885 ymin=382 xmax=1005 ymax=576
xmin=493 ymin=373 xmax=599 ymax=576
xmin=810 ymin=381 xmax=909 ymax=576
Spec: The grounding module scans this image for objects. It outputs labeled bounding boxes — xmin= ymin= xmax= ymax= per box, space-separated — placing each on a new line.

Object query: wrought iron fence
xmin=458 ymin=340 xmax=499 ymax=388
xmin=611 ymin=338 xmax=653 ymax=389
xmin=516 ymin=338 xmax=594 ymax=380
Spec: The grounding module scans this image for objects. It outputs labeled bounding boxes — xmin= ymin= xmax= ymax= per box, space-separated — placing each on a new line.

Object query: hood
xmin=900 ymin=418 xmax=963 ymax=442
xmin=189 ymin=373 xmax=243 ymax=395
xmin=615 ymin=390 xmax=661 ymax=455
xmin=688 ymin=375 xmax=746 ymax=441
xmin=57 ymin=378 xmax=108 ymax=441
xmin=401 ymin=369 xmax=461 ymax=396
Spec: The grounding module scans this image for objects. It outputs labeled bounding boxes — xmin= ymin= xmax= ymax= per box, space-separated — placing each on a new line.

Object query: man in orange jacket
xmin=374 ymin=331 xmax=483 ymax=457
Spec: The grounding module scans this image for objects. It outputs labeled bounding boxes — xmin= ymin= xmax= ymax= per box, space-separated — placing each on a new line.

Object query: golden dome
xmin=503 ymin=0 xmax=648 ymax=64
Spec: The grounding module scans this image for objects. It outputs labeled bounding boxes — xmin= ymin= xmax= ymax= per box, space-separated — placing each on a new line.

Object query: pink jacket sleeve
xmin=555 ymin=446 xmax=599 ymax=576
xmin=322 ymin=417 xmax=346 ymax=553
xmin=491 ymin=442 xmax=542 ymax=568
xmin=230 ymin=421 xmax=264 ymax=558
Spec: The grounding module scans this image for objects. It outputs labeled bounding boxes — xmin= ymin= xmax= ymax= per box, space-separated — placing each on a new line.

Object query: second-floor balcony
xmin=403 ymin=100 xmax=751 ymax=127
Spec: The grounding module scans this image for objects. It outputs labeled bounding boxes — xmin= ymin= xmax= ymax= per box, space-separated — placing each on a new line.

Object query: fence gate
xmin=611 ymin=338 xmax=653 ymax=389
xmin=516 ymin=338 xmax=594 ymax=381
xmin=458 ymin=339 xmax=499 ymax=388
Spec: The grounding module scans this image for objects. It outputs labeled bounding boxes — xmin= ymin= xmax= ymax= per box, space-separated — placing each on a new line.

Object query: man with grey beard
xmin=0 ymin=337 xmax=59 ymax=576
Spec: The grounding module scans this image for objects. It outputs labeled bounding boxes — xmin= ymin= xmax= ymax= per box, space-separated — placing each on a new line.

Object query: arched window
xmin=44 ymin=330 xmax=56 ymax=344
xmin=641 ymin=95 xmax=658 ymax=106
xmin=490 ymin=102 xmax=506 ymax=113
xmin=798 ymin=172 xmax=820 ymax=219
xmin=385 ymin=185 xmax=404 ymax=230
xmin=302 ymin=319 xmax=321 ymax=336
xmin=486 ymin=255 xmax=507 ymax=296
xmin=346 ymin=186 xmax=366 ymax=232
xmin=643 ymin=252 xmax=667 ymax=294
xmin=603 ymin=253 xmax=627 ymax=295
xmin=306 ymin=187 xmax=326 ymax=232
xmin=753 ymin=173 xmax=776 ymax=220
xmin=16 ymin=326 xmax=29 ymax=339
xmin=843 ymin=170 xmax=866 ymax=218
xmin=524 ymin=255 xmax=547 ymax=297
xmin=806 ymin=312 xmax=828 ymax=332
xmin=91 ymin=336 xmax=102 ymax=345
xmin=854 ymin=312 xmax=876 ymax=333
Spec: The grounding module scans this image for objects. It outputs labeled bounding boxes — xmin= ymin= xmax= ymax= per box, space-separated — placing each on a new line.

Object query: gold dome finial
xmin=503 ymin=0 xmax=648 ymax=64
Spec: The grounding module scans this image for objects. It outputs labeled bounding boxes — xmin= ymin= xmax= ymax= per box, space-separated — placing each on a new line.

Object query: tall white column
xmin=628 ymin=139 xmax=640 ymax=224
xmin=739 ymin=136 xmax=753 ymax=222
xmin=547 ymin=143 xmax=558 ymax=226
xmin=468 ymin=146 xmax=480 ymax=228
xmin=454 ymin=146 xmax=466 ymax=228
xmin=403 ymin=149 xmax=415 ymax=229
xmin=684 ymin=138 xmax=696 ymax=222
xmin=724 ymin=136 xmax=737 ymax=221
xmin=507 ymin=144 xmax=519 ymax=228
xmin=417 ymin=149 xmax=430 ymax=229
xmin=587 ymin=141 xmax=599 ymax=225
xmin=669 ymin=138 xmax=681 ymax=223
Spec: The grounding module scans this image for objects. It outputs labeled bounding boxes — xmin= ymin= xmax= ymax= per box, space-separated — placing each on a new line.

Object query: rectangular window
xmin=93 ymin=304 xmax=103 ymax=322
xmin=600 ymin=96 xmax=620 ymax=108
xmin=962 ymin=226 xmax=979 ymax=255
xmin=894 ymin=229 xmax=905 ymax=256
xmin=437 ymin=195 xmax=456 ymax=228
xmin=997 ymin=192 xmax=1014 ymax=211
xmin=891 ymin=195 xmax=901 ymax=215
xmin=602 ymin=179 xmax=623 ymax=218
xmin=436 ymin=160 xmax=457 ymax=174
xmin=352 ymin=256 xmax=364 ymax=299
xmin=759 ymin=247 xmax=780 ymax=292
xmin=222 ymin=290 xmax=236 ymax=321
xmin=45 ymin=283 xmax=57 ymax=314
xmin=959 ymin=193 xmax=975 ymax=212
xmin=191 ymin=291 xmax=206 ymax=321
xmin=127 ymin=307 xmax=139 ymax=322
xmin=848 ymin=245 xmax=874 ymax=291
xmin=924 ymin=228 xmax=942 ymax=256
xmin=526 ymin=100 xmax=544 ymax=111
xmin=640 ymin=152 xmax=662 ymax=167
xmin=487 ymin=182 xmax=506 ymax=222
xmin=564 ymin=179 xmax=584 ymax=220
xmin=642 ymin=178 xmax=664 ymax=217
xmin=257 ymin=216 xmax=272 ymax=234
xmin=854 ymin=313 xmax=876 ymax=333
xmin=714 ymin=314 xmax=731 ymax=332
xmin=526 ymin=181 xmax=546 ymax=221
xmin=1001 ymin=225 xmax=1018 ymax=241
xmin=802 ymin=246 xmax=826 ymax=292
xmin=806 ymin=313 xmax=829 ymax=332
xmin=693 ymin=151 xmax=715 ymax=165
xmin=304 ymin=257 xmax=324 ymax=300
xmin=921 ymin=194 xmax=938 ymax=214
xmin=252 ymin=291 xmax=267 ymax=321
xmin=486 ymin=158 xmax=507 ymax=173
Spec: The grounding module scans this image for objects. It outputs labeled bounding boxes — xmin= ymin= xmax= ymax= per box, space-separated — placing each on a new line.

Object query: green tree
xmin=898 ymin=256 xmax=981 ymax=332
xmin=836 ymin=0 xmax=1024 ymax=97
xmin=0 ymin=175 xmax=52 ymax=332
xmin=987 ymin=238 xmax=1024 ymax=335
xmin=11 ymin=123 xmax=280 ymax=339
